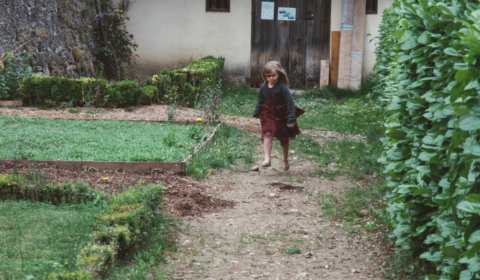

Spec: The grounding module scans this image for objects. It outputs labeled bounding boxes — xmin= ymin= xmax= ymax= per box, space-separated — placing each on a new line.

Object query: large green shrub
xmin=375 ymin=1 xmax=480 ymax=279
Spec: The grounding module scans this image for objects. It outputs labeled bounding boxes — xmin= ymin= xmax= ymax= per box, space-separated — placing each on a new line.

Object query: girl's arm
xmin=281 ymin=85 xmax=296 ymax=124
xmin=253 ymin=89 xmax=265 ymax=117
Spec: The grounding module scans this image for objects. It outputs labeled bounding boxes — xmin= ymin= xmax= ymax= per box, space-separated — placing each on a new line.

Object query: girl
xmin=253 ymin=61 xmax=305 ymax=171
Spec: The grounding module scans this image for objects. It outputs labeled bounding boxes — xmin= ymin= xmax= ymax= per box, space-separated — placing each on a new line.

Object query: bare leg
xmin=263 ymin=132 xmax=273 ymax=166
xmin=281 ymin=141 xmax=290 ymax=171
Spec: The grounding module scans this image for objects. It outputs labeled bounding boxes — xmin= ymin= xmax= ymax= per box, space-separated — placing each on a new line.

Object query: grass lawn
xmin=0 ymin=115 xmax=206 ymax=162
xmin=0 ymin=200 xmax=99 ymax=279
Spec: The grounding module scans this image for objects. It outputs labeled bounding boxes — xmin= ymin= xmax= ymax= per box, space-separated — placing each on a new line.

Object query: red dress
xmin=260 ymin=90 xmax=305 ymax=146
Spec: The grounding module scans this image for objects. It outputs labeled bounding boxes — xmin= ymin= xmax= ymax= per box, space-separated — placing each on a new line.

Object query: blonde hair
xmin=261 ymin=61 xmax=290 ymax=87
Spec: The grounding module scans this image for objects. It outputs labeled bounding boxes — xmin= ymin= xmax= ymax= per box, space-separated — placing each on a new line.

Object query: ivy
xmin=375 ymin=0 xmax=480 ymax=279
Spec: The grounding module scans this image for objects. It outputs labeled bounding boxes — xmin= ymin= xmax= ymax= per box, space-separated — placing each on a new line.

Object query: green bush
xmin=19 ymin=75 xmax=140 ymax=108
xmin=76 ymin=244 xmax=114 ymax=278
xmin=92 ymin=184 xmax=164 ymax=251
xmin=375 ymin=1 xmax=480 ymax=279
xmin=138 ymin=85 xmax=159 ymax=105
xmin=19 ymin=75 xmax=108 ymax=107
xmin=149 ymin=56 xmax=225 ymax=107
xmin=105 ymin=79 xmax=138 ymax=108
xmin=0 ymin=174 xmax=99 ymax=205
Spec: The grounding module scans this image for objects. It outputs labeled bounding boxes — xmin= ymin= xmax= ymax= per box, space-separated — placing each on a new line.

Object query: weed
xmin=68 ymin=108 xmax=81 ymax=114
xmin=283 ymin=245 xmax=302 ymax=255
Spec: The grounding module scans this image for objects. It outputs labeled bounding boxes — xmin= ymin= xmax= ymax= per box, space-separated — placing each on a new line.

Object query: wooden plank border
xmin=14 ymin=160 xmax=185 ymax=172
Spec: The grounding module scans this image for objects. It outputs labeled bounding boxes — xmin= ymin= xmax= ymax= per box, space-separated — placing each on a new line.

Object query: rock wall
xmin=0 ymin=0 xmax=96 ymax=78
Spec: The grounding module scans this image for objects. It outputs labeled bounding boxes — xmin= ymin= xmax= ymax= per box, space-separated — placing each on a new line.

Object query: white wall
xmin=331 ymin=0 xmax=394 ymax=77
xmin=123 ymin=0 xmax=252 ymax=84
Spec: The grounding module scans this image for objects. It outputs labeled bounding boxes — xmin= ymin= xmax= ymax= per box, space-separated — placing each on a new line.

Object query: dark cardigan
xmin=252 ymin=81 xmax=297 ymax=124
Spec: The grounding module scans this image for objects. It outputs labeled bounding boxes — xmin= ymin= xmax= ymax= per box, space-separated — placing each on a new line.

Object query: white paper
xmin=278 ymin=7 xmax=296 ymax=21
xmin=261 ymin=2 xmax=275 ymax=20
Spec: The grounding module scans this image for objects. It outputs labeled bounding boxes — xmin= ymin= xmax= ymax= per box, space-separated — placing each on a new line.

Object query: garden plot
xmin=0 ymin=114 xmax=206 ymax=162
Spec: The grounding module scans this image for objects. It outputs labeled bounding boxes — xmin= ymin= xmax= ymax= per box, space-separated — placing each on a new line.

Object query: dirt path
xmin=160 ymin=148 xmax=387 ymax=280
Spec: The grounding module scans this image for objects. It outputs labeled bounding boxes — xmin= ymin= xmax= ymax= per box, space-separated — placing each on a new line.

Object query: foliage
xmin=199 ymin=77 xmax=222 ymax=124
xmin=138 ymin=85 xmax=159 ymax=105
xmin=76 ymin=244 xmax=114 ymax=278
xmin=0 ymin=49 xmax=32 ymax=100
xmin=19 ymin=75 xmax=108 ymax=107
xmin=105 ymin=79 xmax=138 ymax=108
xmin=0 ymin=200 xmax=99 ymax=279
xmin=0 ymin=115 xmax=206 ymax=162
xmin=374 ymin=1 xmax=480 ymax=279
xmin=18 ymin=75 xmax=143 ymax=108
xmin=76 ymin=184 xmax=177 ymax=278
xmin=90 ymin=0 xmax=138 ymax=80
xmin=0 ymin=173 xmax=99 ymax=205
xmin=150 ymin=56 xmax=225 ymax=107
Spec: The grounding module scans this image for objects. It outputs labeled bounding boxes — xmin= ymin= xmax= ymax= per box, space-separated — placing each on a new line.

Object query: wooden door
xmin=249 ymin=0 xmax=331 ymax=88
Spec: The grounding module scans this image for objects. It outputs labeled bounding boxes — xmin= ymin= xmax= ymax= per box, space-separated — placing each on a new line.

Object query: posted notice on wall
xmin=261 ymin=1 xmax=275 ymax=20
xmin=278 ymin=7 xmax=296 ymax=21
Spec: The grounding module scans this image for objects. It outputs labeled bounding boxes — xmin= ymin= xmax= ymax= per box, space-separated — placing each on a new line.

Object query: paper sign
xmin=261 ymin=2 xmax=275 ymax=20
xmin=278 ymin=7 xmax=296 ymax=21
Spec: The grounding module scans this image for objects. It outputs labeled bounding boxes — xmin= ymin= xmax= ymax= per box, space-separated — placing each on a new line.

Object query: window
xmin=206 ymin=0 xmax=230 ymax=12
xmin=366 ymin=0 xmax=378 ymax=14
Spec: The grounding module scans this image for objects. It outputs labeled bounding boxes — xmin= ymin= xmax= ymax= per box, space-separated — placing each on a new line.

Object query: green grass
xmin=186 ymin=124 xmax=257 ymax=178
xmin=0 ymin=200 xmax=99 ymax=279
xmin=0 ymin=115 xmax=207 ymax=162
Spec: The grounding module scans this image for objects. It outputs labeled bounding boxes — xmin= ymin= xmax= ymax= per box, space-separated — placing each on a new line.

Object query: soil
xmin=0 ymin=160 xmax=233 ymax=217
xmin=0 ymin=108 xmax=392 ymax=279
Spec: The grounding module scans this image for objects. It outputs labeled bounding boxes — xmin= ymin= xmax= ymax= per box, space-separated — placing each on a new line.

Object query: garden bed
xmin=0 ymin=114 xmax=208 ymax=163
xmin=0 ymin=160 xmax=234 ymax=217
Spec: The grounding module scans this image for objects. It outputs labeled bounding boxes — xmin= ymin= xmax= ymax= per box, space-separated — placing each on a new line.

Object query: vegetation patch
xmin=0 ymin=200 xmax=99 ymax=279
xmin=0 ymin=115 xmax=206 ymax=162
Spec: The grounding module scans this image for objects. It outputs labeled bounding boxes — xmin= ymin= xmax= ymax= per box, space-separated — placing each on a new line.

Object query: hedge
xmin=18 ymin=75 xmax=139 ymax=108
xmin=76 ymin=184 xmax=167 ymax=277
xmin=0 ymin=174 xmax=99 ymax=205
xmin=375 ymin=1 xmax=480 ymax=279
xmin=17 ymin=56 xmax=224 ymax=109
xmin=146 ymin=56 xmax=225 ymax=108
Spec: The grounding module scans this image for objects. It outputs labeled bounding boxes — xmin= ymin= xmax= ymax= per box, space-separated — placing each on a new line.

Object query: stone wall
xmin=0 ymin=0 xmax=96 ymax=78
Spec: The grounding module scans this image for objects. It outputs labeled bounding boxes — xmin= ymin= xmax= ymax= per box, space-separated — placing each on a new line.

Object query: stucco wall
xmin=124 ymin=0 xmax=252 ymax=85
xmin=331 ymin=0 xmax=393 ymax=78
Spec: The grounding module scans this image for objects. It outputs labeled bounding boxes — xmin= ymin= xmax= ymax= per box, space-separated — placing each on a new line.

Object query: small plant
xmin=68 ymin=108 xmax=81 ymax=114
xmin=283 ymin=245 xmax=302 ymax=255
xmin=200 ymin=78 xmax=222 ymax=125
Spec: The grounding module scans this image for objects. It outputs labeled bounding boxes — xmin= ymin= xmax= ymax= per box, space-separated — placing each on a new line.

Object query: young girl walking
xmin=253 ymin=61 xmax=305 ymax=171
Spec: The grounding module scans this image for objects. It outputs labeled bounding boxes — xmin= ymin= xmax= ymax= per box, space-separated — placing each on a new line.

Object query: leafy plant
xmin=375 ymin=1 xmax=480 ymax=279
xmin=200 ymin=77 xmax=222 ymax=125
xmin=91 ymin=0 xmax=137 ymax=80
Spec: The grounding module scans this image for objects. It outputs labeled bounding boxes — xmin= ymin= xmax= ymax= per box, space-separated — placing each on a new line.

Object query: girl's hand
xmin=287 ymin=123 xmax=295 ymax=128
